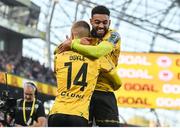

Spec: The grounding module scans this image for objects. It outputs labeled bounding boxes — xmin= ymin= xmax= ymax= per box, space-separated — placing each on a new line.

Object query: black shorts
xmin=89 ymin=90 xmax=120 ymax=127
xmin=48 ymin=113 xmax=89 ymax=127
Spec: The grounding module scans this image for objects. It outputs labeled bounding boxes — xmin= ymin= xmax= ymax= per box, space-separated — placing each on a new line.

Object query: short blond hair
xmin=71 ymin=20 xmax=90 ymax=38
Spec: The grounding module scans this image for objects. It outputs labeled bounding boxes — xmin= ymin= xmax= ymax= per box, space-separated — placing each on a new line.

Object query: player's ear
xmin=70 ymin=32 xmax=74 ymax=40
xmin=109 ymin=19 xmax=111 ymax=26
xmin=66 ymin=35 xmax=70 ymax=39
xmin=70 ymin=28 xmax=74 ymax=40
xmin=90 ymin=18 xmax=93 ymax=25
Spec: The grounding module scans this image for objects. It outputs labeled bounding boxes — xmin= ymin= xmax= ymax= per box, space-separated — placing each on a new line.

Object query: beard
xmin=91 ymin=28 xmax=108 ymax=38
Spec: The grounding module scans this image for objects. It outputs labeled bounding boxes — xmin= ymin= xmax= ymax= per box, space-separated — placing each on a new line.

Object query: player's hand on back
xmin=57 ymin=35 xmax=72 ymax=54
xmin=80 ymin=37 xmax=92 ymax=45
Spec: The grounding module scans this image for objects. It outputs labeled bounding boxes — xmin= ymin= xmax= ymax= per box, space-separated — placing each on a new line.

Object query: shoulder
xmin=108 ymin=29 xmax=121 ymax=39
xmin=104 ymin=29 xmax=121 ymax=38
xmin=17 ymin=98 xmax=23 ymax=103
xmin=34 ymin=99 xmax=44 ymax=109
xmin=108 ymin=29 xmax=120 ymax=34
xmin=16 ymin=98 xmax=23 ymax=106
xmin=36 ymin=99 xmax=43 ymax=104
xmin=103 ymin=29 xmax=121 ymax=45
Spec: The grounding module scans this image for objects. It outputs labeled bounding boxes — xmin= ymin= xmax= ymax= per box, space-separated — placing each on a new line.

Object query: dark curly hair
xmin=91 ymin=5 xmax=110 ymax=17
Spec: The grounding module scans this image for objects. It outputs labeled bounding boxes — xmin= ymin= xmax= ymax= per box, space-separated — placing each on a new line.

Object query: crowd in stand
xmin=0 ymin=51 xmax=56 ymax=85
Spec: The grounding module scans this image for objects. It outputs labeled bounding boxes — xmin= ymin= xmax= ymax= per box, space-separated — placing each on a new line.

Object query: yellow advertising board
xmin=0 ymin=72 xmax=57 ymax=96
xmin=115 ymin=52 xmax=180 ymax=110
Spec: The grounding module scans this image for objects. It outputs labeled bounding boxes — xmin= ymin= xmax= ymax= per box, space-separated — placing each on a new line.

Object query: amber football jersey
xmin=50 ymin=51 xmax=114 ymax=120
xmin=95 ymin=29 xmax=121 ymax=92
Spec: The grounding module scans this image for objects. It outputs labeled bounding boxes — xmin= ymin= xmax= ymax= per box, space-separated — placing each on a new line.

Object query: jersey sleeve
xmin=106 ymin=31 xmax=121 ymax=46
xmin=71 ymin=39 xmax=114 ymax=59
xmin=98 ymin=56 xmax=115 ymax=73
xmin=71 ymin=31 xmax=120 ymax=58
xmin=102 ymin=67 xmax=122 ymax=91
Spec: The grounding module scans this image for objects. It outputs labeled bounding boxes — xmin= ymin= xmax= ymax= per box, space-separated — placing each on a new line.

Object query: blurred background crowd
xmin=0 ymin=51 xmax=56 ymax=85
